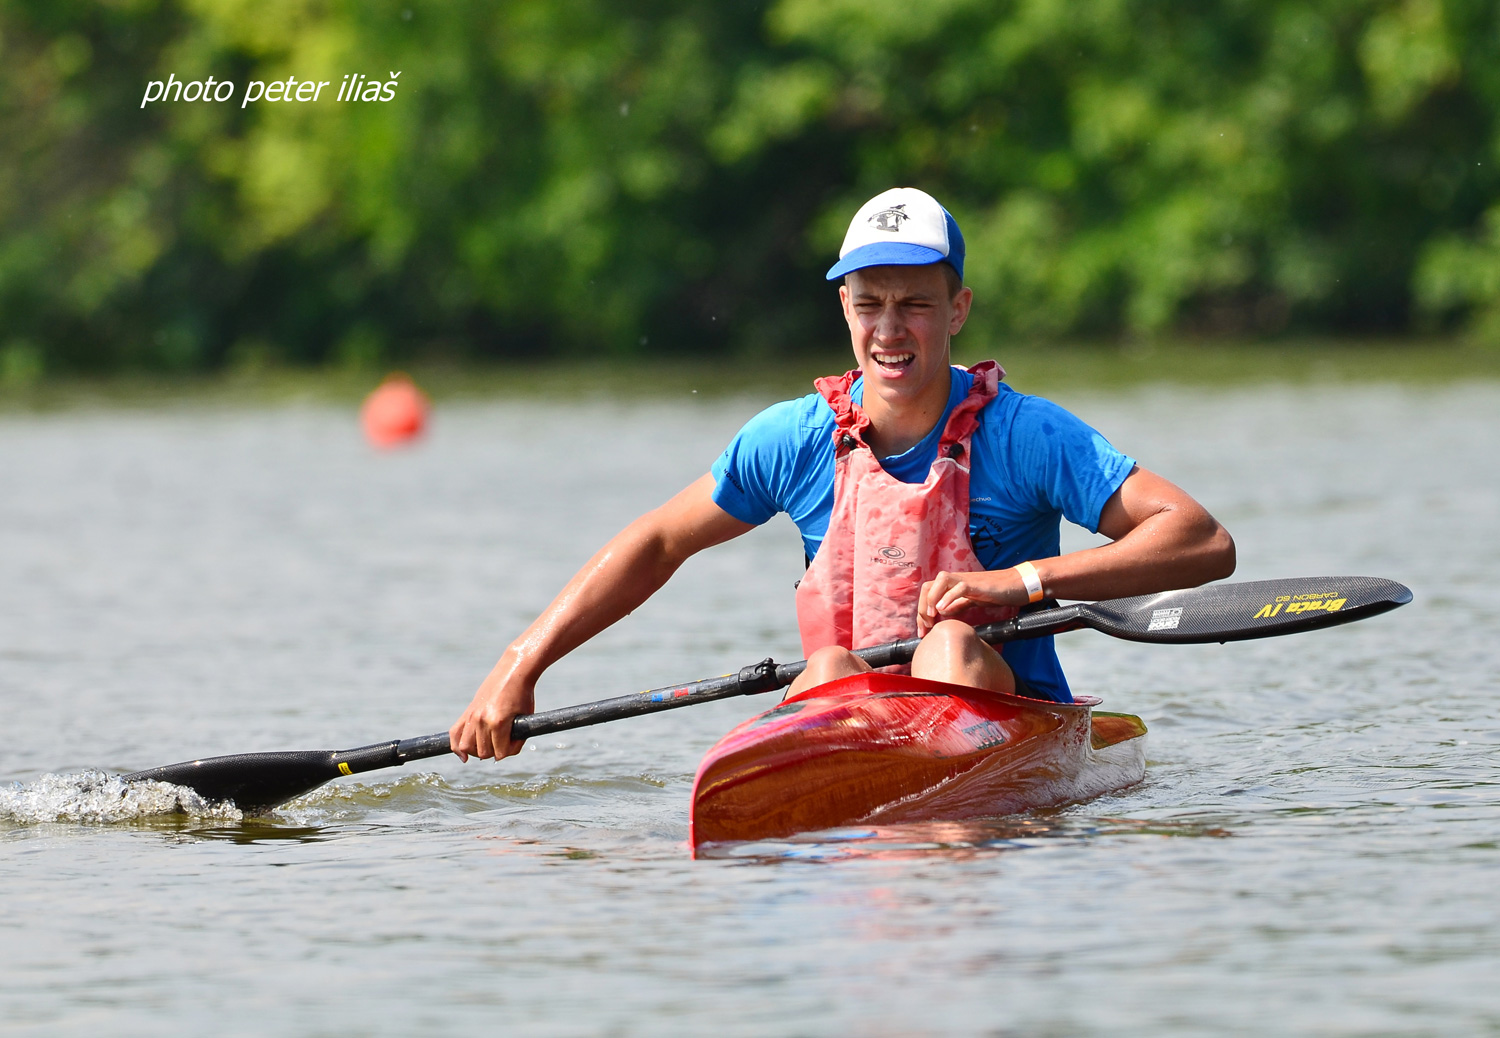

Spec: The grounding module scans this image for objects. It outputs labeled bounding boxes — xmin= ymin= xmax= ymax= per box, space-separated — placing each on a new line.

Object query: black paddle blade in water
xmin=122 ymin=738 xmax=416 ymax=813
xmin=1012 ymin=575 xmax=1413 ymax=645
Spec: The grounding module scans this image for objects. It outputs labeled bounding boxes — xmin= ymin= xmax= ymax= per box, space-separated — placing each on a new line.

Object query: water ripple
xmin=0 ymin=770 xmax=242 ymax=825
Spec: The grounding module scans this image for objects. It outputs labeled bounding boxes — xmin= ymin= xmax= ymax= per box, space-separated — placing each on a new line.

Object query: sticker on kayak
xmin=1253 ymin=594 xmax=1348 ymax=619
xmin=961 ymin=720 xmax=1007 ymax=750
xmin=1147 ymin=607 xmax=1183 ymax=631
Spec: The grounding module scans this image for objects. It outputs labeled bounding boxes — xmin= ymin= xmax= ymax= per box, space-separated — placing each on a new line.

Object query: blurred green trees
xmin=2 ymin=0 xmax=1498 ymax=373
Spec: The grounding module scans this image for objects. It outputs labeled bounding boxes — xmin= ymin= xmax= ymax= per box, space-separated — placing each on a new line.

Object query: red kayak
xmin=689 ymin=672 xmax=1146 ymax=852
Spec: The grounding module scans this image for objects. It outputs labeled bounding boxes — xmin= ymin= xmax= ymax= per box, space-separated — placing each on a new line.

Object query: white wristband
xmin=1015 ymin=561 xmax=1044 ymax=604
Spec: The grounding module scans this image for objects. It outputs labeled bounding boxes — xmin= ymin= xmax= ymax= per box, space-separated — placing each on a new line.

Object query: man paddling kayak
xmin=451 ymin=188 xmax=1235 ymax=762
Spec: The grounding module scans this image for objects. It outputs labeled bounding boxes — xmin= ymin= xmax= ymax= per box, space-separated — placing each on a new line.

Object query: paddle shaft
xmin=388 ymin=621 xmax=988 ymax=763
xmin=391 ymin=611 xmax=1056 ymax=762
xmin=390 ymin=573 xmax=1413 ymax=762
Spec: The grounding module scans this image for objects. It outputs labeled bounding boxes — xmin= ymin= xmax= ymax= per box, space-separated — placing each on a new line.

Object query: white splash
xmin=0 ymin=770 xmax=244 ymax=824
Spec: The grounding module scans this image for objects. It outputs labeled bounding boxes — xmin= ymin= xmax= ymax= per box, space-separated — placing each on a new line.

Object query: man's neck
xmin=861 ymin=366 xmax=954 ymax=458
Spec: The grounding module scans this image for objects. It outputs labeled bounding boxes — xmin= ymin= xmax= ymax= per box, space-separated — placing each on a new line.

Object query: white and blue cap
xmin=825 ymin=187 xmax=965 ymax=281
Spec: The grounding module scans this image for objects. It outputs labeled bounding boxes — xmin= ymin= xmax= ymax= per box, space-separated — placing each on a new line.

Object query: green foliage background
xmin=2 ymin=0 xmax=1499 ymax=374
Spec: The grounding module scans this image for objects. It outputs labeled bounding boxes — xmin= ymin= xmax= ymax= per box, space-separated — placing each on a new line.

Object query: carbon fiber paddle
xmin=123 ymin=575 xmax=1410 ymax=811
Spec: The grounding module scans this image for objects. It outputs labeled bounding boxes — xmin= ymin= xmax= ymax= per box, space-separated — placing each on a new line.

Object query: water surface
xmin=2 ymin=379 xmax=1497 ymax=1035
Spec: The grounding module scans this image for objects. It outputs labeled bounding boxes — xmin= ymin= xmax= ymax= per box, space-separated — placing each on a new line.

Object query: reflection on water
xmin=700 ymin=813 xmax=1236 ymax=863
xmin=1 ymin=383 xmax=1498 ymax=1035
xmin=158 ymin=821 xmax=349 ymax=845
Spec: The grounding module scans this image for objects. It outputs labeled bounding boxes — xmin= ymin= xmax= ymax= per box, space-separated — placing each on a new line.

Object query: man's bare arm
xmin=918 ymin=466 xmax=1235 ymax=630
xmin=451 ymin=474 xmax=755 ymax=761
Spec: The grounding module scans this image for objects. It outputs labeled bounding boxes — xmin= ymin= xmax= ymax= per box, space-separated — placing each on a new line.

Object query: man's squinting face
xmin=839 ymin=264 xmax=972 ymax=403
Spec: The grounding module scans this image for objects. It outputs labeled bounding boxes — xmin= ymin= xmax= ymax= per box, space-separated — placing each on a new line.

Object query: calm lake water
xmin=2 ymin=376 xmax=1497 ymax=1035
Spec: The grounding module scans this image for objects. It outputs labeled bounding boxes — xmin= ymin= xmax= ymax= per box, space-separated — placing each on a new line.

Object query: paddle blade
xmin=123 ymin=751 xmax=343 ymax=812
xmin=123 ymin=739 xmax=403 ymax=813
xmin=1068 ymin=576 xmax=1412 ymax=644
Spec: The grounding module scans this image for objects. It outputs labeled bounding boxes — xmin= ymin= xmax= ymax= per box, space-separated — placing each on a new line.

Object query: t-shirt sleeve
xmin=710 ymin=399 xmax=809 ymax=526
xmin=1006 ymin=396 xmax=1136 ymax=534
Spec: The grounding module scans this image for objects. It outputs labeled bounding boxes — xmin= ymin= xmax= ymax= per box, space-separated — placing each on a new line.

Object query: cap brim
xmin=826 ymin=242 xmax=948 ymax=281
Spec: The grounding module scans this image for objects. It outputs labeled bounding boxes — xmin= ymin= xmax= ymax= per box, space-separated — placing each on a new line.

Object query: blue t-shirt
xmin=710 ymin=366 xmax=1136 ymax=702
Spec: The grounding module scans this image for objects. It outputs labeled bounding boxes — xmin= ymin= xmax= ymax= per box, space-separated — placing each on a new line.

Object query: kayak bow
xmin=689 ymin=672 xmax=1146 ymax=852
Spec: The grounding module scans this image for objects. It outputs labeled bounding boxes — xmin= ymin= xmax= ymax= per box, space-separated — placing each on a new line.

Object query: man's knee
xmin=912 ymin=619 xmax=983 ymax=662
xmin=806 ymin=645 xmax=870 ymax=680
xmin=930 ymin=618 xmax=982 ymax=645
xmin=911 ymin=620 xmax=1013 ymax=693
xmin=787 ymin=645 xmax=869 ymax=697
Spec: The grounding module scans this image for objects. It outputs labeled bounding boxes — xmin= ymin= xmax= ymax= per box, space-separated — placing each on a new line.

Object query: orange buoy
xmin=360 ymin=373 xmax=429 ymax=448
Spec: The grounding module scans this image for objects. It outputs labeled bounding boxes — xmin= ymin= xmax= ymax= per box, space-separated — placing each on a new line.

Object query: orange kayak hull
xmin=689 ymin=673 xmax=1146 ymax=851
